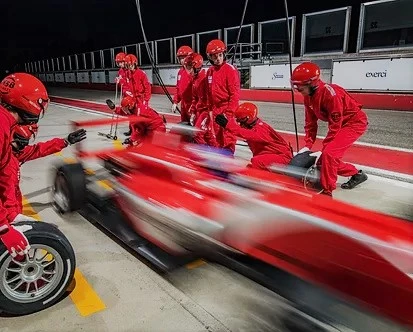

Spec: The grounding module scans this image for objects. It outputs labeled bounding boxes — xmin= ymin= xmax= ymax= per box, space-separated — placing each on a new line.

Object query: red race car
xmin=51 ymin=116 xmax=413 ymax=331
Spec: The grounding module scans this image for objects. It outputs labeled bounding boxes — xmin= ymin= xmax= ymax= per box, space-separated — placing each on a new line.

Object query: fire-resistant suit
xmin=303 ymin=82 xmax=368 ymax=194
xmin=0 ymin=107 xmax=17 ymax=228
xmin=222 ymin=117 xmax=293 ymax=170
xmin=173 ymin=67 xmax=193 ymax=123
xmin=116 ymin=67 xmax=129 ymax=93
xmin=206 ymin=62 xmax=240 ymax=153
xmin=5 ymin=139 xmax=68 ymax=222
xmin=192 ymin=69 xmax=218 ymax=147
xmin=118 ymin=105 xmax=166 ymax=146
xmin=126 ymin=69 xmax=152 ymax=109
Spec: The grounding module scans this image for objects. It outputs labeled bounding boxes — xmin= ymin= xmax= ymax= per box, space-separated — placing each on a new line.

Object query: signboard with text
xmin=153 ymin=68 xmax=180 ymax=86
xmin=332 ymin=58 xmax=413 ymax=91
xmin=249 ymin=63 xmax=299 ymax=89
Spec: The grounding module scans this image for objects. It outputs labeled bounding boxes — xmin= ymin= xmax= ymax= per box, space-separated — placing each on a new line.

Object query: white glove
xmin=309 ymin=151 xmax=322 ymax=164
xmin=171 ymin=103 xmax=178 ymax=113
xmin=114 ymin=76 xmax=120 ymax=84
xmin=298 ymin=147 xmax=310 ymax=154
xmin=0 ymin=224 xmax=31 ymax=258
xmin=12 ymin=214 xmax=37 ymax=223
xmin=190 ymin=113 xmax=196 ymax=126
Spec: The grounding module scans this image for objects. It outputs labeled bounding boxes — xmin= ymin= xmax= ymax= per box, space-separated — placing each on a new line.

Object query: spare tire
xmin=0 ymin=221 xmax=76 ymax=315
xmin=288 ymin=151 xmax=317 ymax=169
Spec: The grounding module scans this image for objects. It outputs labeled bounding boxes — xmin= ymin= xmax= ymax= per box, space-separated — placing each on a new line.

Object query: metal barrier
xmin=24 ymin=0 xmax=413 ymax=94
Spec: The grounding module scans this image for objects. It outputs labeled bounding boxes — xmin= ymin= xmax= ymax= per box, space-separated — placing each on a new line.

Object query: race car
xmin=51 ymin=116 xmax=413 ymax=331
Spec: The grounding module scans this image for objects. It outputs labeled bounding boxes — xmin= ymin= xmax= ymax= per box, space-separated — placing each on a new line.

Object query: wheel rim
xmin=0 ymin=244 xmax=64 ymax=303
xmin=304 ymin=166 xmax=323 ymax=194
xmin=53 ymin=174 xmax=70 ymax=212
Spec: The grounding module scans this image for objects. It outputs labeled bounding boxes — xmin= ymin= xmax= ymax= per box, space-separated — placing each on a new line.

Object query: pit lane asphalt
xmin=47 ymin=87 xmax=413 ymax=150
xmin=0 ymin=104 xmax=411 ymax=332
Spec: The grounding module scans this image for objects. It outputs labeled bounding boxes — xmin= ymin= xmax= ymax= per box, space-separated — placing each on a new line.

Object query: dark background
xmin=0 ymin=0 xmax=368 ymax=72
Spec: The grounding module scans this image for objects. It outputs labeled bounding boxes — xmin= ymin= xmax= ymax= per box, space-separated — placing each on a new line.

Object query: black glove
xmin=215 ymin=114 xmax=228 ymax=128
xmin=66 ymin=129 xmax=86 ymax=145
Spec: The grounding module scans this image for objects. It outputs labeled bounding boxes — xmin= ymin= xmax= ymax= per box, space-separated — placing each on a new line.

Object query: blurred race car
xmin=51 ymin=116 xmax=413 ymax=331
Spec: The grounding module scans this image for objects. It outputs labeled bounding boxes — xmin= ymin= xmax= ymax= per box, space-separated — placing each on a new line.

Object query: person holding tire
xmin=0 ymin=73 xmax=49 ymax=257
xmin=291 ymin=62 xmax=368 ymax=197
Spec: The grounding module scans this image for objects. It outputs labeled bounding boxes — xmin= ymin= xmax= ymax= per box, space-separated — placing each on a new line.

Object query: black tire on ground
xmin=52 ymin=162 xmax=86 ymax=214
xmin=0 ymin=221 xmax=76 ymax=316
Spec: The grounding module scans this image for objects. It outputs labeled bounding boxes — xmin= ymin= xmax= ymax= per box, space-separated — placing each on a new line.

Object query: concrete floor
xmin=0 ymin=99 xmax=411 ymax=332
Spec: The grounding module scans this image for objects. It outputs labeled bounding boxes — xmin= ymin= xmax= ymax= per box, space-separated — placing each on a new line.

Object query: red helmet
xmin=176 ymin=46 xmax=193 ymax=57
xmin=291 ymin=62 xmax=321 ymax=86
xmin=235 ymin=102 xmax=258 ymax=126
xmin=206 ymin=39 xmax=226 ymax=55
xmin=0 ymin=73 xmax=49 ymax=124
xmin=115 ymin=52 xmax=126 ymax=63
xmin=121 ymin=96 xmax=136 ymax=109
xmin=124 ymin=54 xmax=138 ymax=66
xmin=183 ymin=53 xmax=203 ymax=69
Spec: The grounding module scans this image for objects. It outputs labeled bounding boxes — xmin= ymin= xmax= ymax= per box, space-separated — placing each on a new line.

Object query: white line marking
xmin=276 ymin=129 xmax=413 ymax=153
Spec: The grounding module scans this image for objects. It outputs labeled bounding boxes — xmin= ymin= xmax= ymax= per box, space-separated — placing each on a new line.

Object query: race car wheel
xmin=303 ymin=166 xmax=323 ymax=194
xmin=0 ymin=221 xmax=76 ymax=315
xmin=52 ymin=162 xmax=86 ymax=214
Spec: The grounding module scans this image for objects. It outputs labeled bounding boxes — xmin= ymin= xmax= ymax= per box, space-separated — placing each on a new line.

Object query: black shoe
xmin=124 ymin=130 xmax=131 ymax=136
xmin=341 ymin=170 xmax=368 ymax=189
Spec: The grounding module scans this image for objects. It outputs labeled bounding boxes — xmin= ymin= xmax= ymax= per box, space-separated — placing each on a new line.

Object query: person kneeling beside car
xmin=215 ymin=102 xmax=293 ymax=171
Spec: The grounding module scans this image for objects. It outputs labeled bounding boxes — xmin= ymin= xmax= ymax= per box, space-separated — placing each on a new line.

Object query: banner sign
xmin=54 ymin=73 xmax=64 ymax=83
xmin=108 ymin=70 xmax=119 ymax=84
xmin=153 ymin=68 xmax=180 ymax=86
xmin=142 ymin=69 xmax=153 ymax=84
xmin=76 ymin=72 xmax=89 ymax=83
xmin=91 ymin=71 xmax=106 ymax=84
xmin=249 ymin=63 xmax=299 ymax=89
xmin=65 ymin=73 xmax=76 ymax=83
xmin=332 ymin=58 xmax=413 ymax=91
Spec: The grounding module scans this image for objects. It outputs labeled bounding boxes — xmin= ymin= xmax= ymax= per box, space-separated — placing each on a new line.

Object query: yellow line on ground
xmin=22 ymin=197 xmax=107 ymax=317
xmin=113 ymin=139 xmax=123 ymax=150
xmin=68 ymin=270 xmax=107 ymax=317
xmin=185 ymin=259 xmax=207 ymax=269
xmin=96 ymin=179 xmax=113 ymax=190
xmin=62 ymin=157 xmax=77 ymax=164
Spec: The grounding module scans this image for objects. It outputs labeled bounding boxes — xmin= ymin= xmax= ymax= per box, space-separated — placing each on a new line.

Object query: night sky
xmin=0 ymin=0 xmax=368 ymax=72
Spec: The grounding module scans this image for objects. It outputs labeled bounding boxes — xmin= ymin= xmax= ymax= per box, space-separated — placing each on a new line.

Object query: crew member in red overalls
xmin=114 ymin=52 xmax=128 ymax=94
xmin=123 ymin=54 xmax=152 ymax=136
xmin=172 ymin=46 xmax=193 ymax=123
xmin=206 ymin=39 xmax=240 ymax=154
xmin=291 ymin=62 xmax=368 ymax=196
xmin=215 ymin=102 xmax=293 ymax=170
xmin=183 ymin=53 xmax=217 ymax=147
xmin=0 ymin=73 xmax=49 ymax=257
xmin=7 ymin=124 xmax=86 ymax=223
xmin=117 ymin=96 xmax=165 ymax=147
